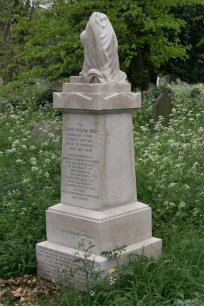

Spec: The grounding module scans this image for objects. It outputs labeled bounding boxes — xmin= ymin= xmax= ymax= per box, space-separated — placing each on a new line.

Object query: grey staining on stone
xmin=80 ymin=12 xmax=127 ymax=84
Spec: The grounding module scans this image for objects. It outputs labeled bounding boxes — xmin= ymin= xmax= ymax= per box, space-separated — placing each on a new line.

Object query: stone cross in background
xmin=36 ymin=12 xmax=162 ymax=285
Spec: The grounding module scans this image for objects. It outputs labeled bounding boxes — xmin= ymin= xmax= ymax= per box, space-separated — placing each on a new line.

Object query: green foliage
xmin=163 ymin=3 xmax=204 ymax=83
xmin=134 ymin=84 xmax=204 ymax=230
xmin=0 ymin=0 xmax=34 ymax=78
xmin=147 ymin=85 xmax=174 ymax=99
xmin=0 ymin=85 xmax=62 ymax=277
xmin=0 ymin=0 xmax=54 ymax=81
xmin=10 ymin=0 xmax=199 ymax=88
xmin=190 ymin=87 xmax=201 ymax=99
xmin=13 ymin=1 xmax=84 ymax=81
xmin=2 ymin=1 xmax=204 ymax=86
xmin=36 ymin=88 xmax=53 ymax=107
xmin=73 ymin=237 xmax=103 ymax=295
xmin=0 ymin=79 xmax=51 ymax=110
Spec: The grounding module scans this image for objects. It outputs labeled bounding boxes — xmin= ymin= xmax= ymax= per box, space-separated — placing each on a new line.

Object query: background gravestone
xmin=149 ymin=83 xmax=156 ymax=89
xmin=156 ymin=75 xmax=177 ymax=87
xmin=52 ymin=81 xmax=63 ymax=93
xmin=32 ymin=120 xmax=61 ymax=139
xmin=152 ymin=94 xmax=173 ymax=128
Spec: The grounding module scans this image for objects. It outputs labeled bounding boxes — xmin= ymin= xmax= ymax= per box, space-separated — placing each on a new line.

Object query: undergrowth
xmin=0 ymin=83 xmax=203 ymax=305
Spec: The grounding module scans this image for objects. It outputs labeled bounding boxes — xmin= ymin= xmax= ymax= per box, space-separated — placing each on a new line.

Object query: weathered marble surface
xmin=152 ymin=94 xmax=172 ymax=128
xmin=80 ymin=12 xmax=127 ymax=84
xmin=36 ymin=9 xmax=162 ymax=285
xmin=37 ymin=12 xmax=162 ymax=281
xmin=53 ymin=82 xmax=141 ymax=113
xmin=60 ymin=112 xmax=137 ymax=210
xmin=46 ymin=202 xmax=152 ymax=254
xmin=63 ymin=82 xmax=131 ymax=93
xmin=53 ymin=91 xmax=141 ymax=112
xmin=37 ymin=75 xmax=162 ymax=283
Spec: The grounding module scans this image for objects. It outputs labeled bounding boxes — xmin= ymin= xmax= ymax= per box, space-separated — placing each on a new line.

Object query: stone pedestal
xmin=36 ymin=76 xmax=162 ymax=283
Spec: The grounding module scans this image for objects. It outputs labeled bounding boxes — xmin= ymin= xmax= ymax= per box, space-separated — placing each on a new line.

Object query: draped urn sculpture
xmin=80 ymin=12 xmax=127 ymax=84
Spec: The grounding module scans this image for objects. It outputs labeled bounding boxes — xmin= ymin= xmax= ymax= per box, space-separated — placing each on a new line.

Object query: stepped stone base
xmin=36 ymin=79 xmax=162 ymax=284
xmin=46 ymin=202 xmax=152 ymax=254
xmin=37 ymin=237 xmax=162 ymax=282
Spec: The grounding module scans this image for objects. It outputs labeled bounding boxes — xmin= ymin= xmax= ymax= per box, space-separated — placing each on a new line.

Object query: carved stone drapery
xmin=80 ymin=12 xmax=127 ymax=84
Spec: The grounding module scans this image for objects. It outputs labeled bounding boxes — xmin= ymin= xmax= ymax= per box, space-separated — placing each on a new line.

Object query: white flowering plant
xmin=133 ymin=84 xmax=204 ymax=231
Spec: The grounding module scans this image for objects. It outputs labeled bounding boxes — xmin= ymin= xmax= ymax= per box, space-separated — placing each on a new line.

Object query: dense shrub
xmin=148 ymin=85 xmax=174 ymax=99
xmin=134 ymin=84 xmax=204 ymax=231
xmin=36 ymin=88 xmax=53 ymax=108
xmin=0 ymin=80 xmax=51 ymax=111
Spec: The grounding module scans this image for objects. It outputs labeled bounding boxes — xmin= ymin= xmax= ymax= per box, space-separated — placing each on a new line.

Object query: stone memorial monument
xmin=36 ymin=12 xmax=162 ymax=283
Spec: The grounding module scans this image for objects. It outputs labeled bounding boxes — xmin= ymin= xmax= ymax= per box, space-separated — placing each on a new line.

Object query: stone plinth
xmin=46 ymin=202 xmax=152 ymax=254
xmin=36 ymin=77 xmax=162 ymax=284
xmin=37 ymin=238 xmax=161 ymax=282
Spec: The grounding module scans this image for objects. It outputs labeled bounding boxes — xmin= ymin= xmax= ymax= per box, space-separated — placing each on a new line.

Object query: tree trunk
xmin=130 ymin=48 xmax=156 ymax=91
xmin=130 ymin=49 xmax=148 ymax=91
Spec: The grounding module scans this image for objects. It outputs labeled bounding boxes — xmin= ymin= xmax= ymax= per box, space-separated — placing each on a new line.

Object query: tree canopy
xmin=162 ymin=3 xmax=204 ymax=83
xmin=1 ymin=0 xmax=204 ymax=88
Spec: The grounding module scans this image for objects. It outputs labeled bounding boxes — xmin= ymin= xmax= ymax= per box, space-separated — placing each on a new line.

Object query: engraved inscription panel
xmin=52 ymin=226 xmax=91 ymax=239
xmin=61 ymin=114 xmax=100 ymax=208
xmin=37 ymin=246 xmax=85 ymax=282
